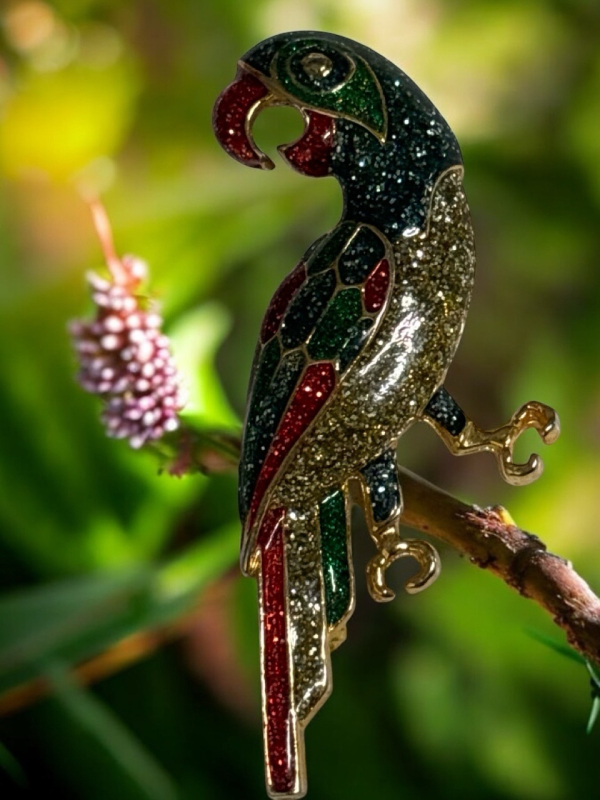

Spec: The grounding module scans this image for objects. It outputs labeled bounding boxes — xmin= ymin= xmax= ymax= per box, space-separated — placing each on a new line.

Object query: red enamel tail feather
xmin=257 ymin=508 xmax=298 ymax=796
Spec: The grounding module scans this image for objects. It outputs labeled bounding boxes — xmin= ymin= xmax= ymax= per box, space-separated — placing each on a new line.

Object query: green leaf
xmin=0 ymin=739 xmax=27 ymax=787
xmin=168 ymin=303 xmax=239 ymax=429
xmin=527 ymin=630 xmax=600 ymax=735
xmin=586 ymin=662 xmax=600 ymax=734
xmin=586 ymin=697 xmax=600 ymax=735
xmin=45 ymin=662 xmax=178 ymax=800
xmin=0 ymin=523 xmax=239 ymax=695
xmin=0 ymin=569 xmax=151 ymax=693
xmin=525 ymin=628 xmax=586 ymax=665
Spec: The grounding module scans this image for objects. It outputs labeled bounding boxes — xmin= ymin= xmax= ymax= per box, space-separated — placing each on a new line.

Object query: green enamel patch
xmin=276 ymin=42 xmax=386 ymax=139
xmin=319 ymin=489 xmax=351 ymax=627
xmin=307 ymin=288 xmax=363 ymax=361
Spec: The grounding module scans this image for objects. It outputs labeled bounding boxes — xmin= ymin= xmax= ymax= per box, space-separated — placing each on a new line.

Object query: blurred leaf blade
xmin=0 ymin=739 xmax=27 ymax=788
xmin=46 ymin=662 xmax=179 ymax=800
xmin=526 ymin=628 xmax=586 ymax=666
xmin=0 ymin=522 xmax=239 ymax=696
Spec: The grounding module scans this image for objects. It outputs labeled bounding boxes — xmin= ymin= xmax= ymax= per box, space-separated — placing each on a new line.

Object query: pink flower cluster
xmin=70 ymin=204 xmax=185 ymax=448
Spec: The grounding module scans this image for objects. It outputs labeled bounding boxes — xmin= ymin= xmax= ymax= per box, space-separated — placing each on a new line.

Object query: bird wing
xmin=239 ymin=221 xmax=393 ymax=540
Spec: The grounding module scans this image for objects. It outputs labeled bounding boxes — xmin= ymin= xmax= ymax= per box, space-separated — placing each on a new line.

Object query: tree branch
xmin=171 ymin=428 xmax=600 ymax=667
xmin=398 ymin=468 xmax=600 ymax=667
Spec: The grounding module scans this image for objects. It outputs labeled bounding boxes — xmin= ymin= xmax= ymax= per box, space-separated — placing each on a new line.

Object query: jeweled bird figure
xmin=213 ymin=32 xmax=559 ymax=799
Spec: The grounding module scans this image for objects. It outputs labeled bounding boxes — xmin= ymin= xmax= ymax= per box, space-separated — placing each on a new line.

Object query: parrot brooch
xmin=213 ymin=31 xmax=559 ymax=800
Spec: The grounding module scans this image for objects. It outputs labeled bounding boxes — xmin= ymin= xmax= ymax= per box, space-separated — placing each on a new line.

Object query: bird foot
xmin=366 ymin=521 xmax=441 ymax=602
xmin=458 ymin=401 xmax=560 ymax=485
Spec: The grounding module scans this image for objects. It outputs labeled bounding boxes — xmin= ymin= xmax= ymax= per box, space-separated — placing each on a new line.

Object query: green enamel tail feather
xmin=319 ymin=488 xmax=353 ymax=628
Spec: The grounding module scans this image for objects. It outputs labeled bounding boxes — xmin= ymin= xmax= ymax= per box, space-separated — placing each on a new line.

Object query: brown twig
xmin=187 ymin=434 xmax=600 ymax=666
xmin=398 ymin=468 xmax=600 ymax=666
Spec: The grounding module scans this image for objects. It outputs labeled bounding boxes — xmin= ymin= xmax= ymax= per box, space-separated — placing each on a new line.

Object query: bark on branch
xmin=398 ymin=468 xmax=600 ymax=667
xmin=179 ymin=429 xmax=600 ymax=667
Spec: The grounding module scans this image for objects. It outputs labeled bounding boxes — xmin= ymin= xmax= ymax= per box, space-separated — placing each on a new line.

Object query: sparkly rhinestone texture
xmin=213 ymin=68 xmax=272 ymax=169
xmin=213 ymin=31 xmax=475 ymax=800
xmin=257 ymin=508 xmax=297 ymax=795
xmin=279 ymin=110 xmax=336 ymax=177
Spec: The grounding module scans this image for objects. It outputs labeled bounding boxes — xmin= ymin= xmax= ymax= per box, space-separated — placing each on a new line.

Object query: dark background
xmin=0 ymin=1 xmax=599 ymax=798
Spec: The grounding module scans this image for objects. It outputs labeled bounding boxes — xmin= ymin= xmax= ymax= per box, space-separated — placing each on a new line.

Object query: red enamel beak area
xmin=213 ymin=66 xmax=336 ymax=177
xmin=213 ymin=68 xmax=275 ymax=170
xmin=278 ymin=110 xmax=335 ymax=178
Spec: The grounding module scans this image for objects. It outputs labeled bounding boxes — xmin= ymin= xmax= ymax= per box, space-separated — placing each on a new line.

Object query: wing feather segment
xmin=240 ymin=222 xmax=394 ymax=550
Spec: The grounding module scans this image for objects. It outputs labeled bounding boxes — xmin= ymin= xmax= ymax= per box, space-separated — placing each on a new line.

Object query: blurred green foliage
xmin=0 ymin=1 xmax=599 ymax=798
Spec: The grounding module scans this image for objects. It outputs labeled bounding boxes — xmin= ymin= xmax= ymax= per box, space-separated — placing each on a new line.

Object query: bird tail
xmin=256 ymin=487 xmax=353 ymax=799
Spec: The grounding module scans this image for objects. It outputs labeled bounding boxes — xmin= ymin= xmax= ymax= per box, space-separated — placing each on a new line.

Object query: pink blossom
xmin=70 ymin=201 xmax=186 ymax=449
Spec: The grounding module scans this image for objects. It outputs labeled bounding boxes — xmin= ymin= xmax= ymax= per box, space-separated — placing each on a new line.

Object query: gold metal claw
xmin=366 ymin=522 xmax=441 ymax=602
xmin=499 ymin=401 xmax=560 ymax=483
xmin=455 ymin=401 xmax=560 ymax=486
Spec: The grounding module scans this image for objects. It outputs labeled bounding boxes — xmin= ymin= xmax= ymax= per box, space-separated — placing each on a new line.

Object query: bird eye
xmin=301 ymin=52 xmax=333 ymax=80
xmin=285 ymin=44 xmax=354 ymax=94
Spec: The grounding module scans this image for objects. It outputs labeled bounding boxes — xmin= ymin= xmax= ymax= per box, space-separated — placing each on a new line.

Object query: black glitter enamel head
xmin=214 ymin=31 xmax=463 ymax=237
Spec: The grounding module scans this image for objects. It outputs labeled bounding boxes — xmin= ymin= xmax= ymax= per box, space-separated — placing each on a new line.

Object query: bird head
xmin=213 ymin=31 xmax=462 ymax=236
xmin=213 ymin=31 xmax=387 ymax=174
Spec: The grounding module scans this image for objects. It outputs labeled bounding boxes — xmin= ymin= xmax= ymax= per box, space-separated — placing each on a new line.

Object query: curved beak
xmin=213 ymin=63 xmax=337 ymax=178
xmin=212 ymin=63 xmax=279 ymax=170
